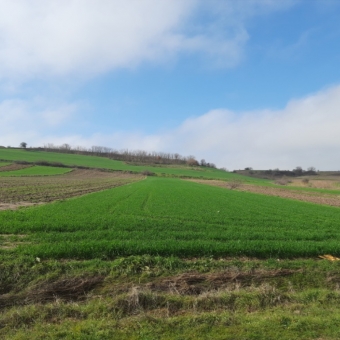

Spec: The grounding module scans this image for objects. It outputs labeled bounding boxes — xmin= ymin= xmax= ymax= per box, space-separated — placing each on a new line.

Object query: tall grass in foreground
xmin=2 ymin=255 xmax=340 ymax=340
xmin=1 ymin=177 xmax=340 ymax=259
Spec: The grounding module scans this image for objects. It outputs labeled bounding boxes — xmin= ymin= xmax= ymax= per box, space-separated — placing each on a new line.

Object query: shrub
xmin=275 ymin=177 xmax=290 ymax=186
xmin=302 ymin=178 xmax=309 ymax=185
xmin=227 ymin=180 xmax=242 ymax=190
xmin=141 ymin=170 xmax=155 ymax=176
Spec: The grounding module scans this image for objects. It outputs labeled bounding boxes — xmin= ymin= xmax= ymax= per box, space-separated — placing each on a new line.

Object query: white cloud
xmin=0 ymin=98 xmax=79 ymax=147
xmin=159 ymin=85 xmax=340 ymax=170
xmin=0 ymin=0 xmax=294 ymax=81
xmin=2 ymin=85 xmax=339 ymax=170
xmin=83 ymin=85 xmax=339 ymax=171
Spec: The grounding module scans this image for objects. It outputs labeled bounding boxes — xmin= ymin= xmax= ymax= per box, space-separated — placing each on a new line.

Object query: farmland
xmin=189 ymin=179 xmax=340 ymax=207
xmin=0 ymin=165 xmax=72 ymax=177
xmin=0 ymin=169 xmax=142 ymax=209
xmin=0 ymin=148 xmax=259 ymax=181
xmin=2 ymin=177 xmax=340 ymax=259
xmin=1 ymin=149 xmax=340 ymax=339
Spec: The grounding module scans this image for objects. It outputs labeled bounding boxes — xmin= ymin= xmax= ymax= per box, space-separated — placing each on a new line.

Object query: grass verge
xmin=1 ymin=255 xmax=340 ymax=339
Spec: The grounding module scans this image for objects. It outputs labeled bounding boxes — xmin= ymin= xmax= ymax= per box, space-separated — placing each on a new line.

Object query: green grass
xmin=0 ymin=165 xmax=72 ymax=177
xmin=3 ymin=151 xmax=340 ymax=339
xmin=1 ymin=177 xmax=340 ymax=259
xmin=0 ymin=161 xmax=11 ymax=167
xmin=0 ymin=148 xmax=262 ymax=182
xmin=4 ymin=301 xmax=340 ymax=339
xmin=2 ymin=255 xmax=340 ymax=339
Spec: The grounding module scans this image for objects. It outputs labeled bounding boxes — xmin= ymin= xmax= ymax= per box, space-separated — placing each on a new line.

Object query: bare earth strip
xmin=289 ymin=178 xmax=340 ymax=189
xmin=0 ymin=163 xmax=32 ymax=172
xmin=0 ymin=169 xmax=143 ymax=210
xmin=188 ymin=179 xmax=340 ymax=207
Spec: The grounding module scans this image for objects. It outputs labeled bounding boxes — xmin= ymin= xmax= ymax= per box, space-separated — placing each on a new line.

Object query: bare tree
xmin=227 ymin=180 xmax=242 ymax=189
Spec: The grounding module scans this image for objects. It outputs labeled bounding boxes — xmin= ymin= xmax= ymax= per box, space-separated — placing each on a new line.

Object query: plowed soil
xmin=0 ymin=163 xmax=32 ymax=172
xmin=0 ymin=169 xmax=142 ymax=209
xmin=189 ymin=179 xmax=340 ymax=207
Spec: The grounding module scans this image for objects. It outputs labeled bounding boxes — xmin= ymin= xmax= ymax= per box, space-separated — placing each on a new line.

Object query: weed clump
xmin=302 ymin=178 xmax=309 ymax=185
xmin=275 ymin=176 xmax=290 ymax=185
xmin=227 ymin=180 xmax=242 ymax=189
xmin=141 ymin=170 xmax=156 ymax=176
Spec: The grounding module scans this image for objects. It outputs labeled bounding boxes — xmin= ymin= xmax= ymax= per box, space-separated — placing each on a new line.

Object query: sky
xmin=1 ymin=0 xmax=340 ymax=170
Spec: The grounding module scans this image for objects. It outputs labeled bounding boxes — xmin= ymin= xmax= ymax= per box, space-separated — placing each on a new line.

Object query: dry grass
xmin=0 ymin=276 xmax=104 ymax=309
xmin=145 ymin=269 xmax=299 ymax=295
xmin=187 ymin=179 xmax=340 ymax=207
xmin=289 ymin=178 xmax=340 ymax=189
xmin=275 ymin=177 xmax=290 ymax=186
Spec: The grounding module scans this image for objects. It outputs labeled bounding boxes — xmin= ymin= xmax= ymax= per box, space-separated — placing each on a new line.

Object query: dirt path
xmin=188 ymin=179 xmax=340 ymax=207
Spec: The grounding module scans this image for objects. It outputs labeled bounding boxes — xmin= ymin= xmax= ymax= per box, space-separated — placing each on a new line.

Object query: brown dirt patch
xmin=0 ymin=269 xmax=299 ymax=312
xmin=0 ymin=163 xmax=32 ymax=172
xmin=289 ymin=178 xmax=340 ymax=189
xmin=0 ymin=276 xmax=104 ymax=309
xmin=0 ymin=169 xmax=143 ymax=209
xmin=188 ymin=179 xmax=340 ymax=207
xmin=146 ymin=269 xmax=299 ymax=295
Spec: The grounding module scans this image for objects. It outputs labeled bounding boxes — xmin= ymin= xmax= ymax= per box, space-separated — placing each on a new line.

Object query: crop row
xmin=1 ymin=177 xmax=340 ymax=259
xmin=0 ymin=170 xmax=142 ymax=203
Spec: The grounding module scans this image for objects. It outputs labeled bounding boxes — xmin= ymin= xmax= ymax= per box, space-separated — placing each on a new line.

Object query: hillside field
xmin=2 ymin=177 xmax=340 ymax=259
xmin=0 ymin=148 xmax=260 ymax=181
xmin=1 ymin=149 xmax=340 ymax=339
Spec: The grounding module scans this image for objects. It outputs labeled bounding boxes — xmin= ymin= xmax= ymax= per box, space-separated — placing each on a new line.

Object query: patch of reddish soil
xmin=188 ymin=179 xmax=340 ymax=207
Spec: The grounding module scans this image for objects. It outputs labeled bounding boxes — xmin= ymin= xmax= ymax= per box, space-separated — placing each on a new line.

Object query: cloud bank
xmin=0 ymin=0 xmax=293 ymax=81
xmin=2 ymin=85 xmax=340 ymax=171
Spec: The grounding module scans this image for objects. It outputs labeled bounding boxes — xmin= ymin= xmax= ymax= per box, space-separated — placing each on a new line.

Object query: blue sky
xmin=1 ymin=0 xmax=340 ymax=170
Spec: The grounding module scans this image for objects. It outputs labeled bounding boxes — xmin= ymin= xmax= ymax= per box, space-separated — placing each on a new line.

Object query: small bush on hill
xmin=275 ymin=176 xmax=290 ymax=185
xmin=302 ymin=178 xmax=309 ymax=185
xmin=141 ymin=170 xmax=156 ymax=176
xmin=227 ymin=179 xmax=242 ymax=189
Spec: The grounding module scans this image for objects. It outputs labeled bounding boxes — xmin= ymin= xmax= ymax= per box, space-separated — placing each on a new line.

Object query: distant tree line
xmin=34 ymin=143 xmax=218 ymax=168
xmin=235 ymin=166 xmax=317 ymax=178
xmin=262 ymin=166 xmax=317 ymax=177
